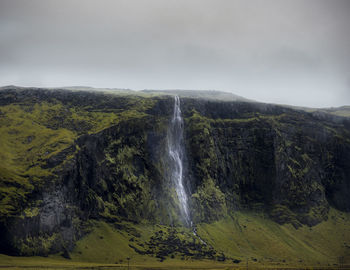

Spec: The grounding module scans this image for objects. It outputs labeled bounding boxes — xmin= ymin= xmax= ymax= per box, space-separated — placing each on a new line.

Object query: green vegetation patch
xmin=71 ymin=221 xmax=216 ymax=264
xmin=197 ymin=208 xmax=350 ymax=266
xmin=0 ymin=95 xmax=156 ymax=220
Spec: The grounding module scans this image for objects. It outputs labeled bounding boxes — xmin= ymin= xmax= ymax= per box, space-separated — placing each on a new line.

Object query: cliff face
xmin=0 ymin=88 xmax=174 ymax=255
xmin=0 ymin=88 xmax=349 ymax=258
xmin=182 ymin=99 xmax=350 ymax=227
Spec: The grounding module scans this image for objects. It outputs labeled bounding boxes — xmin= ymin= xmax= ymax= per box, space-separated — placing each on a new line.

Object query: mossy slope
xmin=2 ymin=207 xmax=343 ymax=268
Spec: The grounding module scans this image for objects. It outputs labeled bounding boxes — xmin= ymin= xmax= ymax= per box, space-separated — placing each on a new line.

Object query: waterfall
xmin=167 ymin=95 xmax=191 ymax=226
xmin=167 ymin=96 xmax=207 ymax=245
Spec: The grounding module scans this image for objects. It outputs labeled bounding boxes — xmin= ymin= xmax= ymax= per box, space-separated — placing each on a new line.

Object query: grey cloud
xmin=0 ymin=0 xmax=349 ymax=107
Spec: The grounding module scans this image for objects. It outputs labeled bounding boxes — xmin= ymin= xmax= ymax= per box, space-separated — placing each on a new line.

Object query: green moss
xmin=192 ymin=178 xmax=227 ymax=223
xmin=70 ymin=220 xmax=217 ymax=264
xmin=22 ymin=207 xmax=39 ymax=218
xmin=0 ymin=95 xmax=158 ymax=219
xmin=14 ymin=233 xmax=59 ymax=256
xmin=270 ymin=204 xmax=301 ymax=228
xmin=185 ymin=110 xmax=229 ymax=222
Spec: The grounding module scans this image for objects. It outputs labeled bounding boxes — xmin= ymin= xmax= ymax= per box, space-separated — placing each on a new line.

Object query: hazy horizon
xmin=1 ymin=0 xmax=349 ymax=107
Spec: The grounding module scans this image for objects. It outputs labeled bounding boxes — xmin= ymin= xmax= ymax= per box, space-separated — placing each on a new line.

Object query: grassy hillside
xmin=199 ymin=208 xmax=350 ymax=266
xmin=140 ymin=89 xmax=252 ymax=102
xmin=0 ymin=208 xmax=349 ymax=268
xmin=321 ymin=106 xmax=350 ymax=118
xmin=65 ymin=208 xmax=350 ymax=266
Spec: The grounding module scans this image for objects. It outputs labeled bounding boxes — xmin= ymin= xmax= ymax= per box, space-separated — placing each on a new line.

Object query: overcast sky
xmin=0 ymin=0 xmax=349 ymax=107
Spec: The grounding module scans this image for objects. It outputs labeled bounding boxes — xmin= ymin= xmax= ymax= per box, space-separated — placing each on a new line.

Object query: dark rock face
xmin=0 ymin=89 xmax=174 ymax=256
xmin=0 ymin=180 xmax=82 ymax=255
xmin=0 ymin=116 xmax=174 ymax=255
xmin=0 ymin=89 xmax=349 ymax=256
xmin=181 ymin=99 xmax=350 ymax=227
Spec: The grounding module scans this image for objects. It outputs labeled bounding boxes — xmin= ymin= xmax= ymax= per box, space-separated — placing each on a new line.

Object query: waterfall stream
xmin=167 ymin=96 xmax=207 ymax=245
xmin=167 ymin=95 xmax=191 ymax=226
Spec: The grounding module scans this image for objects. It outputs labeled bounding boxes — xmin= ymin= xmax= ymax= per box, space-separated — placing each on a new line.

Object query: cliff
xmin=0 ymin=87 xmax=349 ymax=265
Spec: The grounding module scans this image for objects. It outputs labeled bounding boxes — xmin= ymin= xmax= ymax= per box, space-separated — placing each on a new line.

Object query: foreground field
xmin=1 ymin=209 xmax=349 ymax=269
xmin=0 ymin=255 xmax=232 ymax=270
xmin=0 ymin=254 xmax=349 ymax=270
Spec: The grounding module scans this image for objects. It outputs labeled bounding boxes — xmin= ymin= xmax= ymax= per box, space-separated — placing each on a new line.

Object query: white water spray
xmin=167 ymin=96 xmax=191 ymax=226
xmin=167 ymin=96 xmax=207 ymax=245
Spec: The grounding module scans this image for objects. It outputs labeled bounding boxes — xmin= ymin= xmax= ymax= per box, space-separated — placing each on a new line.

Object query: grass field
xmin=1 ymin=208 xmax=349 ymax=269
xmin=0 ymin=254 xmax=348 ymax=270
